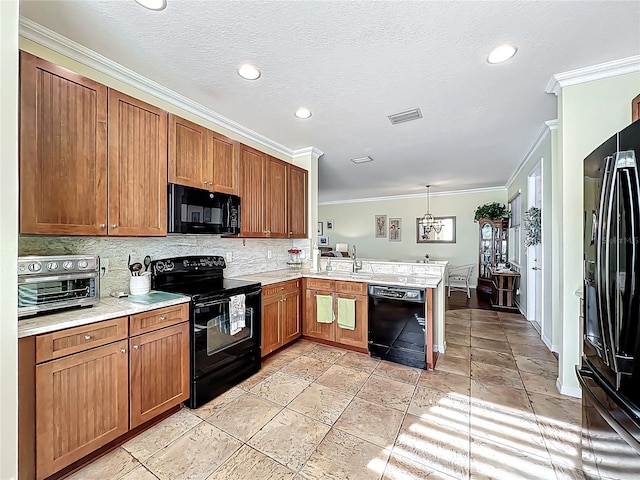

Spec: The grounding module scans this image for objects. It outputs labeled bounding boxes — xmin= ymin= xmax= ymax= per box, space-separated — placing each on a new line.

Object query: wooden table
xmin=490 ymin=269 xmax=520 ymax=311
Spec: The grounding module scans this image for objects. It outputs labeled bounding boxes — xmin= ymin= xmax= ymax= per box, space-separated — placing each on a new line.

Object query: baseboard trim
xmin=556 ymin=377 xmax=582 ymax=398
xmin=542 ymin=334 xmax=553 ymax=351
xmin=434 ymin=343 xmax=446 ymax=354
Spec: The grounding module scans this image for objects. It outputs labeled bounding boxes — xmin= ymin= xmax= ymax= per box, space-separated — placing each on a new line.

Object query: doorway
xmin=527 ymin=163 xmax=543 ymax=333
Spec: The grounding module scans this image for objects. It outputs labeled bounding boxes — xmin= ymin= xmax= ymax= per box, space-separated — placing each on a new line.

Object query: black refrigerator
xmin=580 ymin=119 xmax=640 ymax=479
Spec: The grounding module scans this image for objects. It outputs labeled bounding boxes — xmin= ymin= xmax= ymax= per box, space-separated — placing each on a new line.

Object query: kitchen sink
xmin=349 ymin=272 xmax=374 ymax=278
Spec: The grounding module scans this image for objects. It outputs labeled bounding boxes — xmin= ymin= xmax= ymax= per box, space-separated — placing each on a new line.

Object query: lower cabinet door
xmin=303 ymin=289 xmax=334 ymax=341
xmin=129 ymin=322 xmax=190 ymax=428
xmin=262 ymin=295 xmax=282 ymax=357
xmin=35 ymin=340 xmax=129 ymax=480
xmin=281 ymin=290 xmax=301 ymax=345
xmin=334 ymin=294 xmax=368 ymax=349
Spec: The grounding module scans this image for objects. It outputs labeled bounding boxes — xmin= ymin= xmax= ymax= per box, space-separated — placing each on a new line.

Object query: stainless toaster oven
xmin=18 ymin=255 xmax=100 ymax=318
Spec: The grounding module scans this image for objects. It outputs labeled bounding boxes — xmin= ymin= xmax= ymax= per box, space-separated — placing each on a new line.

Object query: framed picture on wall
xmin=375 ymin=215 xmax=387 ymax=238
xmin=389 ymin=218 xmax=401 ymax=242
xmin=319 ymin=236 xmax=329 ymax=246
xmin=326 ymin=219 xmax=334 ymax=231
xmin=318 ymin=222 xmax=323 ymax=235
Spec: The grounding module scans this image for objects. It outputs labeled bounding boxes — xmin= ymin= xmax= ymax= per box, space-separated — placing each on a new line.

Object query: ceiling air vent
xmin=351 ymin=156 xmax=374 ymax=164
xmin=387 ymin=108 xmax=423 ymax=125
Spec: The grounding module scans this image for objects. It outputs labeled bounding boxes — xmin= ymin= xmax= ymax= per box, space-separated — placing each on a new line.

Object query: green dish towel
xmin=337 ymin=297 xmax=356 ymax=330
xmin=316 ymin=294 xmax=334 ymax=323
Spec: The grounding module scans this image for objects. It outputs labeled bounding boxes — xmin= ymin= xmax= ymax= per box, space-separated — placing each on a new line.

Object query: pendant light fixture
xmin=419 ymin=185 xmax=443 ymax=238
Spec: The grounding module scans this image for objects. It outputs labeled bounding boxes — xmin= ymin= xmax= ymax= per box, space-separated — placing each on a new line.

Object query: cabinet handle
xmin=159 ymin=316 xmax=166 ymax=321
xmin=289 ymin=232 xmax=293 ymax=235
xmin=99 ymin=224 xmax=106 ymax=229
xmin=133 ymin=345 xmax=139 ymax=350
xmin=111 ymin=224 xmax=117 ymax=229
xmin=120 ymin=348 xmax=127 ymax=354
xmin=84 ymin=335 xmax=91 ymax=340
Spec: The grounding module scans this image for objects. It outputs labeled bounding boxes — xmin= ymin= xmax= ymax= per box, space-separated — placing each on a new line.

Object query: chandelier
xmin=419 ymin=185 xmax=443 ymax=238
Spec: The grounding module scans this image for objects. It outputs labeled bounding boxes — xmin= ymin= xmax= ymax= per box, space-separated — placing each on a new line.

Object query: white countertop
xmin=18 ymin=292 xmax=190 ymax=338
xmin=233 ymin=268 xmax=442 ymax=289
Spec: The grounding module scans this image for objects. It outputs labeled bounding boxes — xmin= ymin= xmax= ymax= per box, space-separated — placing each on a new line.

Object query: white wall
xmin=556 ymin=71 xmax=640 ymax=395
xmin=0 ymin=1 xmax=19 ymax=479
xmin=319 ymin=188 xmax=507 ymax=286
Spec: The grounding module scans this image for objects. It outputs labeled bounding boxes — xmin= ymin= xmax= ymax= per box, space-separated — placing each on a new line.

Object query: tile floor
xmin=69 ymin=308 xmax=584 ymax=480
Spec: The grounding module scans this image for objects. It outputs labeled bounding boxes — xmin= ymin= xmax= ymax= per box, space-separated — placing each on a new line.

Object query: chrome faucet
xmin=352 ymin=245 xmax=362 ymax=273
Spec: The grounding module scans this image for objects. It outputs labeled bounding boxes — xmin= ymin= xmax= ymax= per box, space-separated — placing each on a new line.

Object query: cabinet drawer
xmin=262 ymin=279 xmax=300 ymax=298
xmin=130 ymin=303 xmax=189 ymax=336
xmin=335 ymin=281 xmax=367 ymax=295
xmin=305 ymin=278 xmax=335 ymax=291
xmin=35 ymin=316 xmax=128 ymax=364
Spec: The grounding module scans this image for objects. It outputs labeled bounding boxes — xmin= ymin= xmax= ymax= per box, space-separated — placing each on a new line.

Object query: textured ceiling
xmin=20 ymin=0 xmax=640 ymax=202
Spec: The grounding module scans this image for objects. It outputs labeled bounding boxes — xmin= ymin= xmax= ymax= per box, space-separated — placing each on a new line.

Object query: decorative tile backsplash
xmin=19 ymin=235 xmax=311 ymax=297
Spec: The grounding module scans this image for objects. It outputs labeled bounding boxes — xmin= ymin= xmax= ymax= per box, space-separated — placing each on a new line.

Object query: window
xmin=509 ymin=194 xmax=521 ymax=265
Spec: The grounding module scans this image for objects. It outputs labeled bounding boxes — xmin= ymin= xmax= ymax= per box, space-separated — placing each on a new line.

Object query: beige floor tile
xmin=470 ymin=379 xmax=533 ymax=415
xmin=250 ymin=371 xmax=310 ymax=406
xmin=145 ymin=422 xmax=241 ymax=480
xmin=418 ymin=369 xmax=470 ymax=396
xmin=470 ymin=347 xmax=517 ymax=370
xmin=471 ymin=361 xmax=524 ymax=390
xmin=552 ymin=463 xmax=587 ymax=480
xmin=520 ymin=371 xmax=563 ymax=399
xmin=207 ymin=392 xmax=282 ymax=441
xmin=537 ymin=418 xmax=582 ymax=470
xmin=514 ymin=355 xmax=557 ymax=375
xmin=282 ymin=339 xmax=315 ymax=355
xmin=192 ymin=387 xmax=245 ymax=419
xmin=446 ymin=333 xmax=471 ymax=347
xmin=303 ymin=343 xmax=347 ymax=363
xmin=288 ymin=383 xmax=353 ymax=425
xmin=262 ymin=350 xmax=300 ymax=370
xmin=447 ymin=324 xmax=471 ymax=336
xmin=334 ymin=397 xmax=404 ymax=448
xmin=435 ymin=354 xmax=470 ymax=377
xmin=315 ymin=364 xmax=371 ymax=394
xmin=382 ymin=453 xmax=459 ymax=480
xmin=470 ymin=309 xmax=499 ymax=319
xmin=300 ymin=429 xmax=391 ymax=480
xmin=470 ymin=319 xmax=504 ymax=328
xmin=373 ymin=361 xmax=422 ymax=385
xmin=206 ymin=445 xmax=295 ymax=480
xmin=506 ymin=332 xmax=544 ymax=345
xmin=408 ymin=386 xmax=470 ymax=431
xmin=528 ymin=391 xmax=581 ymax=426
xmin=280 ymin=355 xmax=333 ymax=382
xmin=357 ymin=374 xmax=416 ymax=411
xmin=502 ymin=325 xmax=540 ymax=338
xmin=248 ymin=408 xmax=330 ymax=471
xmin=470 ymin=328 xmax=508 ymax=342
xmin=393 ymin=414 xmax=470 ymax=480
xmin=446 ymin=316 xmax=473 ymax=327
xmin=335 ymin=351 xmax=381 ymax=373
xmin=497 ymin=311 xmax=528 ymax=322
xmin=444 ymin=343 xmax=470 ymax=360
xmin=470 ymin=437 xmax=555 ymax=480
xmin=238 ymin=366 xmax=279 ymax=390
xmin=66 ymin=448 xmax=139 ymax=480
xmin=470 ymin=336 xmax=511 ymax=353
xmin=120 ymin=465 xmax=159 ymax=480
xmin=123 ymin=409 xmax=202 ymax=462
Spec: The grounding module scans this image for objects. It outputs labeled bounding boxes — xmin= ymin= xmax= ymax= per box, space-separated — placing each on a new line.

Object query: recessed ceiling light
xmin=237 ymin=64 xmax=261 ymax=80
xmin=294 ymin=107 xmax=312 ymax=119
xmin=351 ymin=156 xmax=373 ymax=164
xmin=134 ymin=0 xmax=167 ymax=11
xmin=487 ymin=44 xmax=517 ymax=64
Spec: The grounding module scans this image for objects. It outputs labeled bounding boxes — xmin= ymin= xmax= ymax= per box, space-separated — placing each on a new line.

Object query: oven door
xmin=18 ymin=273 xmax=99 ymax=317
xmin=191 ymin=290 xmax=260 ymax=379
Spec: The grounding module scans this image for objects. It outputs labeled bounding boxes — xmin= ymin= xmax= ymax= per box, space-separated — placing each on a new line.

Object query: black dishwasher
xmin=368 ymin=284 xmax=427 ymax=369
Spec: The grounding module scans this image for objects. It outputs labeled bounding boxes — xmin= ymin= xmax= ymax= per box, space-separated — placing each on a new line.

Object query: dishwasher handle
xmin=368 ymin=284 xmax=425 ymax=303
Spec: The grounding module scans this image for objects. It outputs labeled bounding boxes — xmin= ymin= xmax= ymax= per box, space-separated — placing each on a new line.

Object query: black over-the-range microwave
xmin=168 ymin=184 xmax=240 ymax=234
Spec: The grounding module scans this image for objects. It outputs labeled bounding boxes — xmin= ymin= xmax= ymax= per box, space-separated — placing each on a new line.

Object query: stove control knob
xmin=165 ymin=260 xmax=174 ymax=271
xmin=155 ymin=261 xmax=165 ymax=273
xmin=46 ymin=262 xmax=59 ymax=271
xmin=78 ymin=260 xmax=89 ymax=269
xmin=28 ymin=262 xmax=42 ymax=272
xmin=63 ymin=261 xmax=74 ymax=270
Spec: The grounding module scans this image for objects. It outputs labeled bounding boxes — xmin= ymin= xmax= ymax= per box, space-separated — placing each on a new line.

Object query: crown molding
xmin=319 ymin=186 xmax=507 ymax=205
xmin=545 ymin=55 xmax=640 ymax=95
xmin=292 ymin=146 xmax=324 ymax=159
xmin=506 ymin=120 xmax=556 ymax=189
xmin=19 ymin=16 xmax=323 ymax=160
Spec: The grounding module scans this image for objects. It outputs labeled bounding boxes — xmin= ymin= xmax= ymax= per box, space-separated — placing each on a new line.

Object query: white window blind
xmin=510 ymin=194 xmax=521 ymax=227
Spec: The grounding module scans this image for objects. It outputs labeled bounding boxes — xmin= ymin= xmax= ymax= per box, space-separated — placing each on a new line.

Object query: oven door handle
xmin=18 ymin=272 xmax=98 ymax=284
xmin=194 ymin=298 xmax=231 ymax=308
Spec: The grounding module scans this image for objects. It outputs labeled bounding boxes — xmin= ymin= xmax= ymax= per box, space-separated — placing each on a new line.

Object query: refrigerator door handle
xmin=577 ymin=366 xmax=640 ymax=455
xmin=599 ymin=155 xmax=616 ymax=367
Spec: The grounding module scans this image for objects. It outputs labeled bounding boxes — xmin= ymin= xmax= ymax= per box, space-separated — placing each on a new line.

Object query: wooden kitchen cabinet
xmin=266 ymin=156 xmax=289 ymax=237
xmin=633 ymin=93 xmax=640 ymax=122
xmin=19 ymin=51 xmax=108 ymax=235
xmin=287 ymin=164 xmax=308 ymax=238
xmin=302 ymin=278 xmax=368 ymax=350
xmin=209 ymin=130 xmax=239 ymax=195
xmin=35 ymin=340 xmax=129 ymax=479
xmin=261 ymin=280 xmax=302 ymax=356
xmin=129 ymin=322 xmax=190 ymax=428
xmin=239 ymin=144 xmax=267 ymax=236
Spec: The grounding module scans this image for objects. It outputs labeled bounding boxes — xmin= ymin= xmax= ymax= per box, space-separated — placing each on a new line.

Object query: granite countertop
xmin=18 ymin=292 xmax=190 ymax=338
xmin=232 ymin=268 xmax=442 ymax=289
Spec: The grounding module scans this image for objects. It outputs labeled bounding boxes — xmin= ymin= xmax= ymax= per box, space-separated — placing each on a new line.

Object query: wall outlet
xmin=267 ymin=249 xmax=272 ymax=259
xmin=100 ymin=258 xmax=109 ymax=275
xmin=226 ymin=252 xmax=233 ymax=263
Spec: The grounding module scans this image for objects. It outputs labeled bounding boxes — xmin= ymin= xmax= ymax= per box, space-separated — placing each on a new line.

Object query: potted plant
xmin=473 ymin=202 xmax=509 ymax=222
xmin=524 ymin=207 xmax=541 ymax=246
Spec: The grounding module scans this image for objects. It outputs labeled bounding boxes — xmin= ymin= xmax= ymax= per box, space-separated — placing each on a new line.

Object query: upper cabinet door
xmin=108 ymin=90 xmax=167 ymax=236
xmin=20 ymin=52 xmax=108 ymax=235
xmin=266 ymin=156 xmax=288 ymax=237
xmin=239 ymin=144 xmax=267 ymax=236
xmin=168 ymin=114 xmax=207 ymax=189
xmin=209 ymin=130 xmax=239 ymax=195
xmin=287 ymin=165 xmax=308 ymax=238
